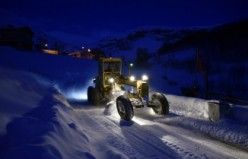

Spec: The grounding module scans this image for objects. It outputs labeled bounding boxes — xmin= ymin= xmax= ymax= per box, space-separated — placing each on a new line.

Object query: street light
xmin=129 ymin=62 xmax=133 ymax=75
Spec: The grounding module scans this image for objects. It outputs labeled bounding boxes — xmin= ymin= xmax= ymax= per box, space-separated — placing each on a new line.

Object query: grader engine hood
xmin=115 ymin=75 xmax=149 ymax=98
xmin=137 ymin=80 xmax=149 ymax=98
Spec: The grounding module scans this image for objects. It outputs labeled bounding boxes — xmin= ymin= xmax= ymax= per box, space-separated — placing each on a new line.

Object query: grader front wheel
xmin=87 ymin=86 xmax=101 ymax=106
xmin=116 ymin=96 xmax=134 ymax=121
xmin=151 ymin=93 xmax=169 ymax=115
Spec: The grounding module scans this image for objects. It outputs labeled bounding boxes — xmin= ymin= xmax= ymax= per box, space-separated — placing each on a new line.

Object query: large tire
xmin=92 ymin=88 xmax=101 ymax=106
xmin=151 ymin=93 xmax=169 ymax=115
xmin=87 ymin=86 xmax=94 ymax=104
xmin=116 ymin=95 xmax=134 ymax=121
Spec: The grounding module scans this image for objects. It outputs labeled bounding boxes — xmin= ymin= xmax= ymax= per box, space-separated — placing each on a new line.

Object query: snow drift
xmin=0 ymin=69 xmax=94 ymax=159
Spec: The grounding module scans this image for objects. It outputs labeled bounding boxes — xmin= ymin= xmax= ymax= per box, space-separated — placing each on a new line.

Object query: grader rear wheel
xmin=87 ymin=86 xmax=94 ymax=104
xmin=92 ymin=88 xmax=101 ymax=106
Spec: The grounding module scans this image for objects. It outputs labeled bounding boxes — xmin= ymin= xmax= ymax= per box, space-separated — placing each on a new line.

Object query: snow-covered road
xmin=72 ymin=104 xmax=248 ymax=159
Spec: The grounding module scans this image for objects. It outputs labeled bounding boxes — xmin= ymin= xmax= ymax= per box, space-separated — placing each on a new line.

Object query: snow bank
xmin=0 ymin=47 xmax=100 ymax=159
xmin=0 ymin=68 xmax=50 ymax=135
xmin=0 ymin=69 xmax=94 ymax=158
xmin=151 ymin=94 xmax=248 ymax=149
xmin=165 ymin=94 xmax=220 ymax=121
xmin=156 ymin=113 xmax=248 ymax=150
xmin=44 ymin=94 xmax=94 ymax=159
xmin=0 ymin=91 xmax=94 ymax=159
xmin=165 ymin=93 xmax=248 ymax=124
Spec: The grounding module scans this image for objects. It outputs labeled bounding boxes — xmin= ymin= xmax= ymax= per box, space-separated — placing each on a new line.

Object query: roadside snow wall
xmin=165 ymin=94 xmax=220 ymax=121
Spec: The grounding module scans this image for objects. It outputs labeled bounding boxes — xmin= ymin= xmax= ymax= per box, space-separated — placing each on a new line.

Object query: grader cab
xmin=87 ymin=57 xmax=169 ymax=121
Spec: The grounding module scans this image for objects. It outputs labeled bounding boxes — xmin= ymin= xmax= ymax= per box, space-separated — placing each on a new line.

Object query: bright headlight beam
xmin=142 ymin=75 xmax=148 ymax=81
xmin=60 ymin=79 xmax=94 ymax=101
xmin=109 ymin=77 xmax=114 ymax=83
xmin=129 ymin=75 xmax=135 ymax=81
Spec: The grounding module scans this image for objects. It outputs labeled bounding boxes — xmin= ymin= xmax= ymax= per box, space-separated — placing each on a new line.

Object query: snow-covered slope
xmin=97 ymin=27 xmax=197 ymax=60
xmin=0 ymin=68 xmax=49 ymax=135
xmin=97 ymin=24 xmax=248 ymax=102
xmin=0 ymin=69 xmax=92 ymax=158
xmin=0 ymin=47 xmax=248 ymax=159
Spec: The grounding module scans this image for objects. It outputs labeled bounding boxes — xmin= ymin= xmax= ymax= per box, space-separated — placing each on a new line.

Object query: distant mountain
xmin=96 ymin=19 xmax=248 ymax=62
xmin=96 ymin=27 xmax=205 ymax=58
xmin=158 ymin=19 xmax=248 ymax=62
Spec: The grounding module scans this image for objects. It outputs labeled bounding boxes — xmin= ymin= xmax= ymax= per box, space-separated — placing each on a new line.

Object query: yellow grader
xmin=87 ymin=57 xmax=169 ymax=121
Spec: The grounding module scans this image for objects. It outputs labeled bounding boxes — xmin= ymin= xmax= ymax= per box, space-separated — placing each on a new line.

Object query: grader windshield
xmin=104 ymin=61 xmax=121 ymax=73
xmin=99 ymin=58 xmax=122 ymax=88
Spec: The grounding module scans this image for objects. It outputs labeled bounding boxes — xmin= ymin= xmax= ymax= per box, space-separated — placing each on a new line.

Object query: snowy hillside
xmin=96 ymin=21 xmax=248 ymax=103
xmin=0 ymin=47 xmax=248 ymax=159
xmin=96 ymin=27 xmax=200 ymax=60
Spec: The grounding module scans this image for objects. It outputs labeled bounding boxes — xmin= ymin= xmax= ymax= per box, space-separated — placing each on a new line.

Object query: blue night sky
xmin=1 ymin=0 xmax=248 ymax=46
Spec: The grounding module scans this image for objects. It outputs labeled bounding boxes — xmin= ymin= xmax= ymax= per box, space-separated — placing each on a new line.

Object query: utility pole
xmin=196 ymin=48 xmax=209 ymax=99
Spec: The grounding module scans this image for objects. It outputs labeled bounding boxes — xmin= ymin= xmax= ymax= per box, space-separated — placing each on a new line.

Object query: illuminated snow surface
xmin=0 ymin=47 xmax=248 ymax=159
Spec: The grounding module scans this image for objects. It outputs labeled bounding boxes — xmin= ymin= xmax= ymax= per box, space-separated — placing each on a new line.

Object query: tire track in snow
xmin=77 ymin=108 xmax=208 ymax=159
xmin=89 ymin=114 xmax=178 ymax=159
xmin=106 ymin=115 xmax=179 ymax=159
xmin=132 ymin=114 xmax=248 ymax=159
xmin=161 ymin=137 xmax=208 ymax=159
xmin=75 ymin=109 xmax=145 ymax=159
xmin=74 ymin=107 xmax=248 ymax=159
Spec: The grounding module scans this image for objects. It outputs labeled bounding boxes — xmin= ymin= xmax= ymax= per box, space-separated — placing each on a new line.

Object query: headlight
xmin=142 ymin=75 xmax=148 ymax=81
xmin=108 ymin=77 xmax=114 ymax=83
xmin=129 ymin=75 xmax=135 ymax=81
